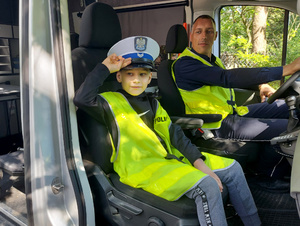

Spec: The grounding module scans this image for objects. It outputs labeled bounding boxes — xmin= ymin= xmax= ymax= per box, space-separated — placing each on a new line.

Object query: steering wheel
xmin=267 ymin=70 xmax=300 ymax=104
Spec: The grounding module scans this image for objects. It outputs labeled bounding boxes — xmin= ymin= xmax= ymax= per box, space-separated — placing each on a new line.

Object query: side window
xmin=219 ymin=6 xmax=300 ymax=88
xmin=286 ymin=13 xmax=300 ymax=64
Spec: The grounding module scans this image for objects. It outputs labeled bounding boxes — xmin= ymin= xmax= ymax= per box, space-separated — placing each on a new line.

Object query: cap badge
xmin=137 ymin=53 xmax=144 ymax=58
xmin=135 ymin=37 xmax=147 ymax=51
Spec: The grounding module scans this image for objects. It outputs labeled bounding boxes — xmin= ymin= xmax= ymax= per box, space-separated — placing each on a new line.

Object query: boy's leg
xmin=185 ymin=176 xmax=227 ymax=226
xmin=215 ymin=161 xmax=261 ymax=226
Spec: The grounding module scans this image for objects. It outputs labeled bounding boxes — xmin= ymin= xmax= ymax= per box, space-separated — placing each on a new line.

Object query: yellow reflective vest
xmin=100 ymin=91 xmax=234 ymax=201
xmin=172 ymin=48 xmax=248 ymax=129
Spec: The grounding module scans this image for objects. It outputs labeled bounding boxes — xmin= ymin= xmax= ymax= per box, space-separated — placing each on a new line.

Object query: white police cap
xmin=108 ymin=36 xmax=160 ymax=70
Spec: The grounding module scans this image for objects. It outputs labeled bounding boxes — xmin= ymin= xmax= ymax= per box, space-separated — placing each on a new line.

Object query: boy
xmin=73 ymin=36 xmax=260 ymax=225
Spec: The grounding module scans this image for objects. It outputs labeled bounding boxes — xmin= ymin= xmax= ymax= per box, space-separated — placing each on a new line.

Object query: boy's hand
xmin=102 ymin=54 xmax=132 ymax=73
xmin=193 ymin=158 xmax=223 ymax=192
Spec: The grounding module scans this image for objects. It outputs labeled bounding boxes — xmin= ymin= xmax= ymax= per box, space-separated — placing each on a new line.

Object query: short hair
xmin=193 ymin=15 xmax=216 ymax=27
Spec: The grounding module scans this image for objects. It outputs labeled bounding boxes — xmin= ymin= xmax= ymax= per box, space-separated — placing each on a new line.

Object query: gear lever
xmin=286 ymin=95 xmax=299 ymax=132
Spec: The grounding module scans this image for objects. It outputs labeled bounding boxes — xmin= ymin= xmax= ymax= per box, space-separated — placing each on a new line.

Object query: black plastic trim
xmin=115 ymin=0 xmax=188 ymax=13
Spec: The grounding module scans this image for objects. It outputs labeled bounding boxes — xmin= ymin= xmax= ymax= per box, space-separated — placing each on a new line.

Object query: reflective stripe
xmin=195 ymin=186 xmax=213 ymax=226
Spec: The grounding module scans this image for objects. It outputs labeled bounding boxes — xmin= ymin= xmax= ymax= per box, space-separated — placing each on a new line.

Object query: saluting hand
xmin=102 ymin=54 xmax=132 ymax=73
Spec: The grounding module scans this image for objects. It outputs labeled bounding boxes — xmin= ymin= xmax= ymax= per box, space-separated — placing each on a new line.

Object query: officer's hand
xmin=283 ymin=56 xmax=300 ymax=76
xmin=103 ymin=54 xmax=132 ymax=73
xmin=259 ymin=83 xmax=275 ymax=102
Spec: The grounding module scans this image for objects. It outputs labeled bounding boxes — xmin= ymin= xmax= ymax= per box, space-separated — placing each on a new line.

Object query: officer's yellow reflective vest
xmin=172 ymin=48 xmax=249 ymax=129
xmin=100 ymin=91 xmax=234 ymax=201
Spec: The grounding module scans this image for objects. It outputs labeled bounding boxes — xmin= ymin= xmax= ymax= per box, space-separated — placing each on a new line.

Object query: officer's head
xmin=191 ymin=15 xmax=217 ymax=58
xmin=108 ymin=36 xmax=160 ymax=96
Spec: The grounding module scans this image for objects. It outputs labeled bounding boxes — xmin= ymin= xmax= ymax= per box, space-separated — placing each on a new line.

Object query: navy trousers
xmin=214 ymin=99 xmax=291 ymax=178
xmin=215 ymin=99 xmax=289 ymax=141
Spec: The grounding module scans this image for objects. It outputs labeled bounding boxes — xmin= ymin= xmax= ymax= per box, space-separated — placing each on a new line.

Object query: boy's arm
xmin=73 ymin=63 xmax=111 ymax=121
xmin=169 ymin=123 xmax=205 ymax=163
xmin=168 ymin=123 xmax=223 ymax=192
xmin=73 ymin=54 xmax=132 ymax=121
xmin=193 ymin=158 xmax=223 ymax=192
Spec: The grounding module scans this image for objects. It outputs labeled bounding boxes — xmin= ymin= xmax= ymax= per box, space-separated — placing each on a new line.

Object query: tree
xmin=220 ymin=6 xmax=270 ymax=68
xmin=220 ymin=5 xmax=300 ymax=89
xmin=252 ymin=6 xmax=268 ymax=55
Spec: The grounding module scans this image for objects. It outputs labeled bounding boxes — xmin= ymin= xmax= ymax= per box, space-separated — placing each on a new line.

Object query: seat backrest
xmin=72 ymin=2 xmax=122 ymax=91
xmin=72 ymin=2 xmax=122 ymax=174
xmin=157 ymin=24 xmax=188 ymax=116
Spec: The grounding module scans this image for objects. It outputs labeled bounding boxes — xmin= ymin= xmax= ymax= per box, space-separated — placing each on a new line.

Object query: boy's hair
xmin=193 ymin=15 xmax=216 ymax=27
xmin=119 ymin=67 xmax=151 ymax=73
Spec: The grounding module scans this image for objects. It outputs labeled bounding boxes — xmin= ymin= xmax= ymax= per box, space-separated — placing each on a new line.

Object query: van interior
xmin=0 ymin=0 xmax=300 ymax=225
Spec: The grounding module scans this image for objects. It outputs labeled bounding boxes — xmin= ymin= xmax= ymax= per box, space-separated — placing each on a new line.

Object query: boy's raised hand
xmin=102 ymin=54 xmax=132 ymax=73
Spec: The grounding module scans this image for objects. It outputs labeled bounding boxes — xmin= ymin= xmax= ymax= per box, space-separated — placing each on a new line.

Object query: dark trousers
xmin=215 ymin=99 xmax=288 ymax=141
xmin=213 ymin=99 xmax=291 ymax=178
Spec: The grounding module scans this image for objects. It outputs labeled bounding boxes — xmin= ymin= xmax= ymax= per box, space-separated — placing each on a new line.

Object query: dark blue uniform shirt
xmin=173 ymin=48 xmax=283 ymax=91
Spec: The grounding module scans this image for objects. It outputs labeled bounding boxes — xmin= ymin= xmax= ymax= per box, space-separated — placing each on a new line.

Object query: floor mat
xmin=250 ymin=185 xmax=299 ymax=226
xmin=226 ymin=176 xmax=300 ymax=226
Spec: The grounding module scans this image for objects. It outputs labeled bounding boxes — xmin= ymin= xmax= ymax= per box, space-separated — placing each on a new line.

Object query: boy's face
xmin=116 ymin=68 xmax=152 ymax=96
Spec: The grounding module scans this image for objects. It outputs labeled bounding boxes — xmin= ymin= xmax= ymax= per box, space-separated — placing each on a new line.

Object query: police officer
xmin=172 ymin=15 xmax=300 ymax=183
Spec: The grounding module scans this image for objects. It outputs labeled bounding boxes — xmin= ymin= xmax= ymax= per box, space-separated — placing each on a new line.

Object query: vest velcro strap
xmin=165 ymin=153 xmax=185 ymax=163
xmin=227 ymin=100 xmax=236 ymax=106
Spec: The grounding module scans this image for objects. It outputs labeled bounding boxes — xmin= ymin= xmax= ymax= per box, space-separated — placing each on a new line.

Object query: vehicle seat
xmin=0 ymin=149 xmax=24 ymax=197
xmin=72 ymin=2 xmax=122 ymax=92
xmin=157 ymin=24 xmax=260 ymax=167
xmin=72 ymin=3 xmax=227 ymax=225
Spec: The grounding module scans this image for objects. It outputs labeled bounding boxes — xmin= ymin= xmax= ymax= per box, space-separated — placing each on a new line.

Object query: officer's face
xmin=190 ymin=18 xmax=217 ymax=57
xmin=117 ymin=68 xmax=152 ymax=96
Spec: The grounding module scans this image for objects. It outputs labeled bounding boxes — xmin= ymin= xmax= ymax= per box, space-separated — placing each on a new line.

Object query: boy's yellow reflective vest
xmin=172 ymin=47 xmax=249 ymax=129
xmin=100 ymin=92 xmax=234 ymax=201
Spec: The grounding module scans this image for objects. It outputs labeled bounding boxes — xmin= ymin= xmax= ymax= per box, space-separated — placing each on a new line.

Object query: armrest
xmin=179 ymin=114 xmax=222 ymax=123
xmin=171 ymin=116 xmax=203 ymax=129
xmin=234 ymin=88 xmax=261 ymax=106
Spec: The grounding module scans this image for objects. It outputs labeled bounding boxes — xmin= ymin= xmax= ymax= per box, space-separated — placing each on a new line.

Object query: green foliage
xmin=220 ymin=6 xmax=300 ymax=89
xmin=287 ymin=13 xmax=300 ymax=64
xmin=226 ymin=35 xmax=270 ymax=67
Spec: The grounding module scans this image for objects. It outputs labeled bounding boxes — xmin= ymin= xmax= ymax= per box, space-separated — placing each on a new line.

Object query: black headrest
xmin=165 ymin=24 xmax=188 ymax=53
xmin=79 ymin=2 xmax=122 ymax=48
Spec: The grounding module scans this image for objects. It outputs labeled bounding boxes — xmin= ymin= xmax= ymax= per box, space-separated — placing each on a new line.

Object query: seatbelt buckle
xmin=191 ymin=128 xmax=204 ymax=137
xmin=197 ymin=128 xmax=204 ymax=135
xmin=202 ymin=129 xmax=215 ymax=140
xmin=192 ymin=128 xmax=214 ymax=140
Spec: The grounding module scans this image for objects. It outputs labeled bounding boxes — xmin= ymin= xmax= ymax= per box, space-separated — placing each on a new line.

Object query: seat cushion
xmin=0 ymin=150 xmax=24 ymax=176
xmin=110 ymin=172 xmax=228 ymax=218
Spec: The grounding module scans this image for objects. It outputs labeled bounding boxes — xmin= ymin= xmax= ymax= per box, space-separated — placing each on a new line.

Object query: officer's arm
xmin=174 ymin=57 xmax=282 ymax=89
